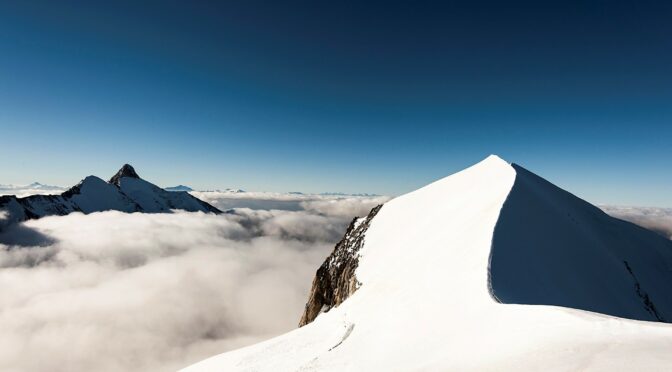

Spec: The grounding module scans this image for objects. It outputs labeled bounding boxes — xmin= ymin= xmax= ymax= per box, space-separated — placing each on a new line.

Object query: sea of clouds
xmin=600 ymin=205 xmax=672 ymax=240
xmin=0 ymin=183 xmax=65 ymax=198
xmin=0 ymin=192 xmax=389 ymax=372
xmin=1 ymin=184 xmax=670 ymax=372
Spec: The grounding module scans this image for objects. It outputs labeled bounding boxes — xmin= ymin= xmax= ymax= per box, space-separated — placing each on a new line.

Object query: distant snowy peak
xmin=117 ymin=177 xmax=220 ymax=214
xmin=319 ymin=192 xmax=380 ymax=197
xmin=225 ymin=188 xmax=246 ymax=193
xmin=165 ymin=185 xmax=194 ymax=192
xmin=0 ymin=164 xmax=221 ymax=225
xmin=109 ymin=163 xmax=140 ymax=186
xmin=63 ymin=175 xmax=141 ymax=214
xmin=0 ymin=182 xmax=64 ymax=193
xmin=26 ymin=182 xmax=63 ymax=191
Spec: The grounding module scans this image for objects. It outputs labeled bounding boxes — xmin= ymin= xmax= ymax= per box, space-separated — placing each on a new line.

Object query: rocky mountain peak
xmin=109 ymin=164 xmax=140 ymax=185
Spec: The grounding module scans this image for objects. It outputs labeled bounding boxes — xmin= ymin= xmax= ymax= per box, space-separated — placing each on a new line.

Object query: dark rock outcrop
xmin=299 ymin=204 xmax=383 ymax=326
xmin=109 ymin=164 xmax=140 ymax=186
xmin=624 ymin=261 xmax=665 ymax=322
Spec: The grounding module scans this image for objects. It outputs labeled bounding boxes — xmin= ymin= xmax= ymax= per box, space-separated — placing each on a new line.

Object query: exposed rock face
xmin=299 ymin=204 xmax=383 ymax=326
xmin=109 ymin=164 xmax=140 ymax=186
xmin=624 ymin=261 xmax=665 ymax=322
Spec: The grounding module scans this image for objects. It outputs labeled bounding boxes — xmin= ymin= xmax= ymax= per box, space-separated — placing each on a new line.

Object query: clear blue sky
xmin=0 ymin=1 xmax=670 ymax=206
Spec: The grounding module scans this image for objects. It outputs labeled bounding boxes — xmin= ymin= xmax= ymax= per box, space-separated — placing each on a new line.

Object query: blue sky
xmin=0 ymin=1 xmax=670 ymax=206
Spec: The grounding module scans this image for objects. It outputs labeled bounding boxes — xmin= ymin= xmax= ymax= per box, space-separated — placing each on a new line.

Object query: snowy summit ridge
xmin=185 ymin=155 xmax=672 ymax=372
xmin=0 ymin=164 xmax=221 ymax=225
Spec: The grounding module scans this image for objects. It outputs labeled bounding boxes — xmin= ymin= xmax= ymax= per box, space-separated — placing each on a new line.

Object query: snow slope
xmin=184 ymin=155 xmax=672 ymax=371
xmin=69 ymin=176 xmax=140 ymax=214
xmin=490 ymin=164 xmax=672 ymax=322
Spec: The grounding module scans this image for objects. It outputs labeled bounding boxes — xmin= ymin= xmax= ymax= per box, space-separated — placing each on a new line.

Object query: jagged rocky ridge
xmin=0 ymin=164 xmax=221 ymax=225
xmin=299 ymin=204 xmax=382 ymax=326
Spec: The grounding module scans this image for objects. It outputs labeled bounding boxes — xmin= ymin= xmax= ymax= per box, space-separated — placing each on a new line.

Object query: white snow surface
xmin=490 ymin=164 xmax=672 ymax=322
xmin=119 ymin=177 xmax=216 ymax=213
xmin=0 ymin=182 xmax=65 ymax=197
xmin=184 ymin=155 xmax=672 ymax=371
xmin=71 ymin=176 xmax=139 ymax=214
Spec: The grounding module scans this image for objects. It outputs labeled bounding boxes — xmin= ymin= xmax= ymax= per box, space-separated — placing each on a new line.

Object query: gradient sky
xmin=0 ymin=1 xmax=670 ymax=206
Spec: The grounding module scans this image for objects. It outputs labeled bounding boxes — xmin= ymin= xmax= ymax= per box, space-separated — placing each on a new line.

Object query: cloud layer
xmin=1 ymin=186 xmax=670 ymax=372
xmin=0 ymin=193 xmax=387 ymax=372
xmin=0 ymin=184 xmax=65 ymax=198
xmin=601 ymin=205 xmax=672 ymax=240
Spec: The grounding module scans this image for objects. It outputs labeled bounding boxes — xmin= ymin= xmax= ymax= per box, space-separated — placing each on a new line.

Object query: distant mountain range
xmin=0 ymin=164 xmax=221 ymax=225
xmin=164 ymin=185 xmax=194 ymax=192
xmin=0 ymin=182 xmax=64 ymax=193
xmin=319 ymin=192 xmax=380 ymax=197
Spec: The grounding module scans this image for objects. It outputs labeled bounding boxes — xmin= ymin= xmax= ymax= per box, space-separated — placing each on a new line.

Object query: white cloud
xmin=300 ymin=196 xmax=390 ymax=218
xmin=191 ymin=190 xmax=390 ymax=213
xmin=601 ymin=205 xmax=672 ymax=240
xmin=0 ymin=184 xmax=65 ymax=198
xmin=0 ymin=194 xmax=386 ymax=372
xmin=2 ymin=188 xmax=669 ymax=372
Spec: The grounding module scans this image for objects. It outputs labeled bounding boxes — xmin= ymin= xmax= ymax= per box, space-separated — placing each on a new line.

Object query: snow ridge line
xmin=486 ymin=163 xmax=517 ymax=304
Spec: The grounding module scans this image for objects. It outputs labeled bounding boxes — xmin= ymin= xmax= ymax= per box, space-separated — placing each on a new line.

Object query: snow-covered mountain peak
xmin=0 ymin=165 xmax=221 ymax=224
xmin=185 ymin=156 xmax=672 ymax=372
xmin=406 ymin=154 xmax=512 ymax=200
xmin=165 ymin=185 xmax=194 ymax=192
xmin=81 ymin=175 xmax=107 ymax=185
xmin=485 ymin=153 xmax=508 ymax=163
xmin=62 ymin=176 xmax=108 ymax=197
xmin=109 ymin=163 xmax=140 ymax=185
